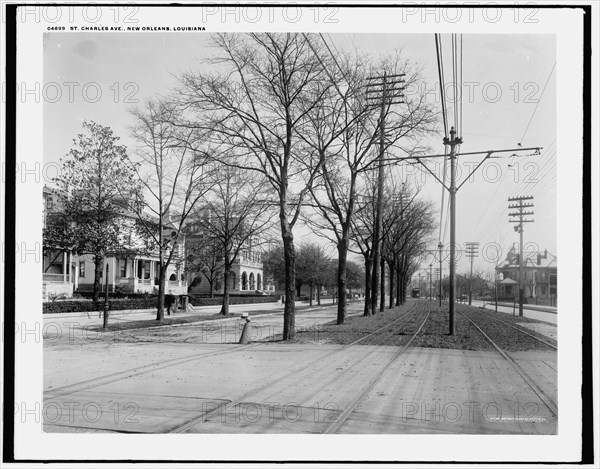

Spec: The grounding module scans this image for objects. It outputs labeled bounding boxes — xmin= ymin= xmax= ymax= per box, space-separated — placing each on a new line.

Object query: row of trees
xmin=262 ymin=242 xmax=365 ymax=304
xmin=45 ymin=33 xmax=439 ymax=338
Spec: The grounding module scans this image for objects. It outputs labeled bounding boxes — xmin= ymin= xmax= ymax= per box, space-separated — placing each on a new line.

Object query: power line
xmin=460 ymin=34 xmax=463 ymax=137
xmin=320 ymin=33 xmax=347 ymax=86
xmin=470 ymin=138 xmax=555 ymax=242
xmin=518 ymin=61 xmax=556 ymax=145
xmin=434 ymin=34 xmax=449 ymax=138
xmin=471 ymin=64 xmax=555 ymax=238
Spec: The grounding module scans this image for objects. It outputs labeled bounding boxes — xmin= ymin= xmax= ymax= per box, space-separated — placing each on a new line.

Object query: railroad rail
xmin=45 ymin=303 xmax=420 ymax=403
xmin=458 ymin=310 xmax=558 ymax=418
xmin=474 ymin=308 xmax=557 ymax=350
xmin=167 ymin=303 xmax=425 ymax=433
xmin=323 ymin=306 xmax=431 ymax=433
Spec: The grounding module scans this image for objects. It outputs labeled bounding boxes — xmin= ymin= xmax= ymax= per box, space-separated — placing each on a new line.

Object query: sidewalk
xmin=42 ymin=299 xmax=349 ymax=319
xmin=472 ymin=300 xmax=557 ymax=325
xmin=495 ymin=302 xmax=557 ymax=314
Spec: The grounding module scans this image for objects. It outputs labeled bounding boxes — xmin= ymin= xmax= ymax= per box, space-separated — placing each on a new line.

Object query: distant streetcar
xmin=411 ymin=288 xmax=420 ymax=298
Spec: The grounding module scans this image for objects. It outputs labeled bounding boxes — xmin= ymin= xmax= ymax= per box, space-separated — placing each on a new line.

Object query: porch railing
xmin=43 ymin=273 xmax=70 ymax=283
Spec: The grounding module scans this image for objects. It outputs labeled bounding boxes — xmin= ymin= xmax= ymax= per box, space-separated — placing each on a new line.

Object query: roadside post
xmin=102 ymin=262 xmax=110 ymax=329
xmin=239 ymin=313 xmax=251 ymax=344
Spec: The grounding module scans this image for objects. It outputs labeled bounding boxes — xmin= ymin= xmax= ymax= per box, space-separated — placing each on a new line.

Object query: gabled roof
xmin=497 ymin=249 xmax=556 ymax=269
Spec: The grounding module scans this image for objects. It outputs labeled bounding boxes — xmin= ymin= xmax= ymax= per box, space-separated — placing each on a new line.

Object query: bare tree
xmin=192 ymin=165 xmax=274 ymax=315
xmin=302 ymin=50 xmax=437 ymax=323
xmin=390 ymin=198 xmax=437 ymax=305
xmin=176 ymin=33 xmax=332 ymax=340
xmin=295 ymin=242 xmax=330 ymax=306
xmin=126 ymin=98 xmax=213 ymax=321
xmin=186 ymin=234 xmax=223 ymax=298
xmin=350 ymin=174 xmax=379 ymax=316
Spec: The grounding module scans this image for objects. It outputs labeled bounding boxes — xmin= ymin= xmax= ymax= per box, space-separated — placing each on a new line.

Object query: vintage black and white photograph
xmin=6 ymin=2 xmax=595 ymax=465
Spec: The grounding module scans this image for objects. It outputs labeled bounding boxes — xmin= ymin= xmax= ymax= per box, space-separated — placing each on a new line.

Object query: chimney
xmin=537 ymin=253 xmax=542 ymax=266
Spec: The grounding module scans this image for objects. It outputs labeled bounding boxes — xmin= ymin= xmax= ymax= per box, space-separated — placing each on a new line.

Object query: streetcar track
xmin=457 ymin=310 xmax=558 ymax=418
xmin=323 ymin=307 xmax=431 ymax=434
xmin=167 ymin=303 xmax=424 ymax=433
xmin=45 ymin=303 xmax=419 ymax=403
xmin=470 ymin=308 xmax=557 ymax=350
xmin=44 ymin=344 xmax=260 ymax=399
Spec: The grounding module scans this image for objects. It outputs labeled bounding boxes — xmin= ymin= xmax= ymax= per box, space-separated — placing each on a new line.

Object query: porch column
xmin=68 ymin=251 xmax=73 ymax=284
xmin=74 ymin=260 xmax=79 ymax=289
xmin=63 ymin=252 xmax=67 ymax=282
xmin=111 ymin=258 xmax=116 ymax=291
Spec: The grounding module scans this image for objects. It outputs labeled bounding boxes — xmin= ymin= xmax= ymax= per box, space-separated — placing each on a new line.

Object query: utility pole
xmin=429 ymin=263 xmax=433 ymax=300
xmin=508 ymin=196 xmax=534 ymax=317
xmin=443 ymin=127 xmax=462 ymax=334
xmin=380 ymin=254 xmax=386 ymax=312
xmin=377 ymin=126 xmax=540 ymax=332
xmin=438 ymin=242 xmax=444 ymax=307
xmin=418 ymin=272 xmax=422 ymax=299
xmin=366 ymin=72 xmax=405 ymax=315
xmin=465 ymin=241 xmax=479 ymax=306
xmin=435 ymin=267 xmax=441 ymax=304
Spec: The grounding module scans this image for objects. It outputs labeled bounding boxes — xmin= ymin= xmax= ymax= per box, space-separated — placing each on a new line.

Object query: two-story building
xmin=42 ymin=186 xmax=75 ymax=300
xmin=74 ymin=211 xmax=187 ymax=296
xmin=495 ymin=245 xmax=557 ymax=306
xmin=42 ymin=185 xmax=187 ymax=299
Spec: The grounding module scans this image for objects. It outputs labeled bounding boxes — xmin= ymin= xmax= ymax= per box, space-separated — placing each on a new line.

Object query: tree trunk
xmin=209 ymin=280 xmax=214 ymax=298
xmin=157 ymin=264 xmax=165 ymax=321
xmin=336 ymin=240 xmax=348 ymax=325
xmin=379 ymin=255 xmax=385 ymax=312
xmin=92 ymin=255 xmax=102 ymax=302
xmin=371 ymin=252 xmax=379 ymax=315
xmin=396 ymin=258 xmax=401 ymax=306
xmin=388 ymin=259 xmax=395 ymax=309
xmin=220 ymin=261 xmax=231 ymax=315
xmin=363 ymin=256 xmax=372 ymax=316
xmin=281 ymin=225 xmax=296 ymax=341
xmin=309 ymin=281 xmax=313 ymax=306
xmin=401 ymin=273 xmax=407 ymax=305
xmin=317 ymin=284 xmax=321 ymax=306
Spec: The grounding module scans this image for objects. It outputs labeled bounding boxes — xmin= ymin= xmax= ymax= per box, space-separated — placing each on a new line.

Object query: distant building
xmin=495 ymin=245 xmax=557 ymax=306
xmin=184 ymin=215 xmax=273 ymax=296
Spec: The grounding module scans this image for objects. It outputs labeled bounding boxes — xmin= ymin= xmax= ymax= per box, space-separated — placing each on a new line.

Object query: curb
xmin=108 ymin=303 xmax=341 ymax=333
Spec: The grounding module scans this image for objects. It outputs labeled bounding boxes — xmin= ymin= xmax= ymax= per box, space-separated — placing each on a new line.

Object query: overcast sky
xmin=43 ymin=32 xmax=556 ymax=275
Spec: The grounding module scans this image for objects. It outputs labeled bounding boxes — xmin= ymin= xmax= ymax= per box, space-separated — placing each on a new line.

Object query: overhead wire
xmin=460 ymin=34 xmax=463 ymax=138
xmin=467 ymin=60 xmax=555 ymax=243
xmin=518 ymin=61 xmax=556 ymax=145
xmin=435 ymin=33 xmax=450 ymax=243
xmin=474 ymin=148 xmax=556 ymax=245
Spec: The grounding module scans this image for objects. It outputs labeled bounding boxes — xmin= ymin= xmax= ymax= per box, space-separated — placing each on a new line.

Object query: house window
xmin=144 ymin=260 xmax=151 ymax=279
xmin=79 ymin=261 xmax=85 ymax=277
xmin=119 ymin=259 xmax=127 ymax=278
xmin=46 ymin=197 xmax=53 ymax=210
